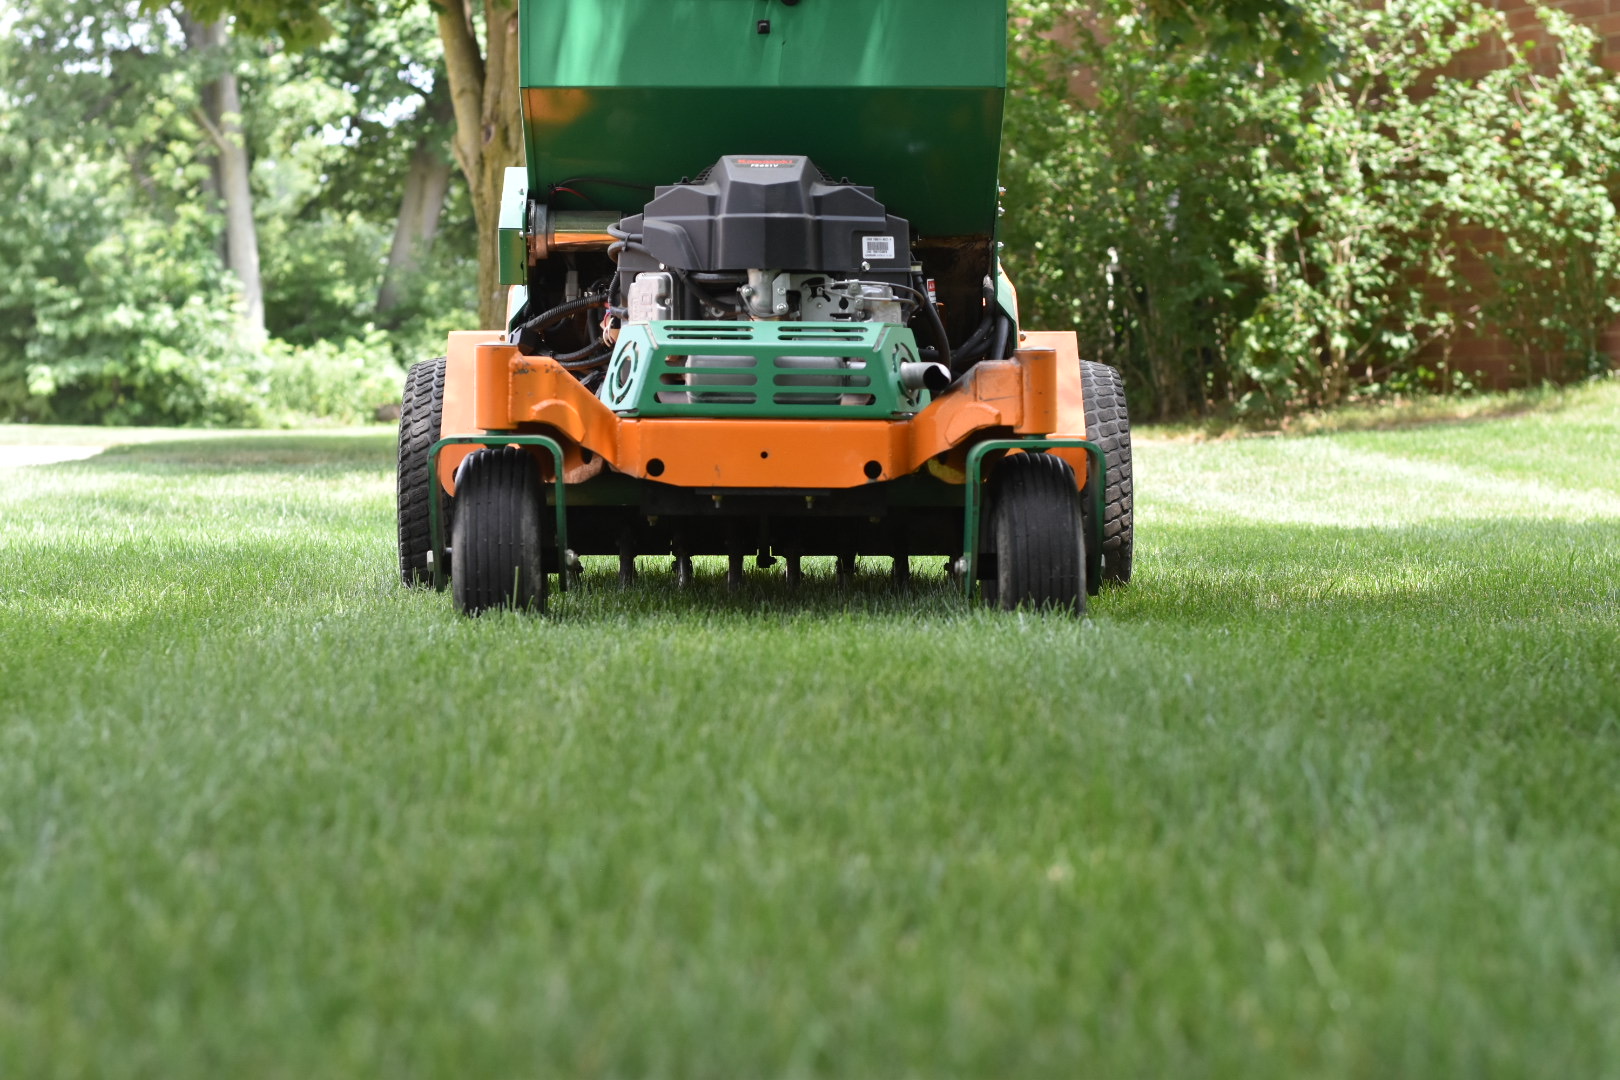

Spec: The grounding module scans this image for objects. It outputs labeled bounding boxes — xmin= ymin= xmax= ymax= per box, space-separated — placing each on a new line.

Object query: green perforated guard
xmin=599 ymin=320 xmax=928 ymax=418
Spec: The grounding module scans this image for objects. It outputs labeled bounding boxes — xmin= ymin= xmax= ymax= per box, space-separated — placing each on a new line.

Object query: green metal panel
xmin=518 ymin=0 xmax=1007 ymax=238
xmin=498 ymin=167 xmax=529 ymax=286
xmin=601 ymin=320 xmax=927 ymax=418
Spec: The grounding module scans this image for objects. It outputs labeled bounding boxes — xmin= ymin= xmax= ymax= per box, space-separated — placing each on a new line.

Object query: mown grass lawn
xmin=2 ymin=385 xmax=1617 ymax=1078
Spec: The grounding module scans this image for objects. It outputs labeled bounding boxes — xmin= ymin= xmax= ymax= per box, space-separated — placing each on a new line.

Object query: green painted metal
xmin=994 ymin=262 xmax=1020 ymax=330
xmin=960 ymin=439 xmax=1104 ymax=601
xmin=517 ymin=0 xmax=1007 ymax=238
xmin=498 ymin=167 xmax=529 ymax=286
xmin=427 ymin=435 xmax=571 ymax=594
xmin=601 ymin=319 xmax=928 ymax=418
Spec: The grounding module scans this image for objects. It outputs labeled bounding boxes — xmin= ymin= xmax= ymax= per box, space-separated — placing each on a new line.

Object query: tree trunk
xmin=377 ymin=134 xmax=454 ymax=318
xmin=182 ymin=15 xmax=265 ymax=339
xmin=436 ymin=0 xmax=524 ymax=330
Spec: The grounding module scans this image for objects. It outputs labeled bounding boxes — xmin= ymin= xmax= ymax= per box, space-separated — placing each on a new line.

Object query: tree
xmin=180 ymin=13 xmax=265 ymax=337
xmin=377 ymin=84 xmax=456 ymax=317
xmin=185 ymin=0 xmax=522 ymax=330
xmin=0 ymin=1 xmax=252 ymax=421
xmin=433 ymin=0 xmax=523 ymax=329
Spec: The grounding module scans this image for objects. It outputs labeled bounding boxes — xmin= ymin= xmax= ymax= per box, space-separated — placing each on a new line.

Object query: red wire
xmin=552 ymin=186 xmax=591 ymax=204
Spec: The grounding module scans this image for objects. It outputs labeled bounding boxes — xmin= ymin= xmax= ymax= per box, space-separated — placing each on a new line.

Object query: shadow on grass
xmin=527 ymin=516 xmax=1619 ymax=626
xmin=8 ymin=516 xmax=1616 ymax=636
xmin=1145 ymin=378 xmax=1615 ymax=442
xmin=90 ymin=433 xmax=396 ymax=473
xmin=19 ymin=432 xmax=1618 ymax=629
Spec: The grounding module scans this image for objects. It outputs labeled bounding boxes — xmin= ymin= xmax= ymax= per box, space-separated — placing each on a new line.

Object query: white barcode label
xmin=862 ymin=235 xmax=895 ymax=260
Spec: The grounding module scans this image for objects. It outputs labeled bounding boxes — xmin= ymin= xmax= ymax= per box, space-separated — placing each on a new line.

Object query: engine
xmin=509 ymin=156 xmax=968 ymax=406
xmin=613 ymin=155 xmax=918 ymax=327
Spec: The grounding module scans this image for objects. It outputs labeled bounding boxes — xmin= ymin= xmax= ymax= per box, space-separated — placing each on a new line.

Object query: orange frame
xmin=435 ymin=330 xmax=1090 ymax=495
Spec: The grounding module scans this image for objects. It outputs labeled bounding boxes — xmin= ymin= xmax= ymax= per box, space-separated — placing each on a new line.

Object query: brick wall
xmin=1451 ymin=1 xmax=1620 ymax=75
xmin=1441 ymin=1 xmax=1620 ymax=384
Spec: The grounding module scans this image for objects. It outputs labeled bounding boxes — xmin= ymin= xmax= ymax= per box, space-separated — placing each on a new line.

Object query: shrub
xmin=1003 ymin=0 xmax=1620 ymax=418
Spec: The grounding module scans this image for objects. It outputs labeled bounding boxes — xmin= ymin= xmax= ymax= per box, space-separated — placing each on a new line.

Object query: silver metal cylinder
xmin=900 ymin=361 xmax=951 ymax=394
xmin=529 ymin=207 xmax=622 ymax=259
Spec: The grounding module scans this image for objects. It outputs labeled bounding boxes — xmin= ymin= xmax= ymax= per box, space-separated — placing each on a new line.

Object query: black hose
xmin=559 ymin=349 xmax=612 ymax=371
xmin=911 ymin=273 xmax=952 ymax=374
xmin=989 ymin=314 xmax=1012 ymax=362
xmin=946 ymin=278 xmax=1001 ymax=372
xmin=553 ymin=339 xmax=604 ymax=364
xmin=510 ymin=294 xmax=609 ymax=366
xmin=513 ymin=293 xmax=605 ymax=335
xmin=953 ymin=312 xmax=996 ymax=367
xmin=676 ymin=270 xmax=742 ymax=311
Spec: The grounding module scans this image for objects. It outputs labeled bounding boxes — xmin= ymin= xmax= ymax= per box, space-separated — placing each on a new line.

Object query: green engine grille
xmin=599 ymin=321 xmax=927 ymax=418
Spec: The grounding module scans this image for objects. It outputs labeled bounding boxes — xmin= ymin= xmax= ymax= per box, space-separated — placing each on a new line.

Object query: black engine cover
xmin=621 ymin=156 xmax=912 ymax=272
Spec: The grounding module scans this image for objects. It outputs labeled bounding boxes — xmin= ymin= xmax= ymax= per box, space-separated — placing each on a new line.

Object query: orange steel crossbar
xmin=436 ymin=330 xmax=1089 ymax=495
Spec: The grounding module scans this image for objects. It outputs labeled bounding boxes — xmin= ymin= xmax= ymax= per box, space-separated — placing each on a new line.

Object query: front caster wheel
xmin=451 ymin=446 xmax=547 ymax=615
xmin=987 ymin=452 xmax=1086 ymax=614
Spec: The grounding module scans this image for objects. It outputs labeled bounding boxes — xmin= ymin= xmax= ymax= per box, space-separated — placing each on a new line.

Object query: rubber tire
xmin=1079 ymin=360 xmax=1134 ymax=588
xmin=988 ymin=452 xmax=1086 ymax=614
xmin=450 ymin=447 xmax=547 ymax=615
xmin=397 ymin=357 xmax=450 ymax=586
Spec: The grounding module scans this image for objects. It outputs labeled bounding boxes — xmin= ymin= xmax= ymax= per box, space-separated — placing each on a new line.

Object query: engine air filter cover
xmin=628 ymin=156 xmax=912 ymax=273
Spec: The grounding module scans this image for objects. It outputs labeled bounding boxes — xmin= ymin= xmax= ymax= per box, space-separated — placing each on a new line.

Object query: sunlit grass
xmin=1 ymin=385 xmax=1617 ymax=1078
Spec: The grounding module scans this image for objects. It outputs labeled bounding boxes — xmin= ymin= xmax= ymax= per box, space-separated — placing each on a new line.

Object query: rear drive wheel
xmin=988 ymin=452 xmax=1086 ymax=614
xmin=451 ymin=447 xmax=547 ymax=615
xmin=1079 ymin=360 xmax=1134 ymax=589
xmin=397 ymin=357 xmax=450 ymax=586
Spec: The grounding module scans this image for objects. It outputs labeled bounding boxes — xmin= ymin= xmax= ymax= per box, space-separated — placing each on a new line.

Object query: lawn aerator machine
xmin=396 ymin=0 xmax=1133 ymax=614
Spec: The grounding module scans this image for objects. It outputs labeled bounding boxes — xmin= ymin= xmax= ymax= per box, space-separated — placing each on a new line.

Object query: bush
xmin=255 ymin=332 xmax=406 ymax=426
xmin=1004 ymin=0 xmax=1620 ymax=419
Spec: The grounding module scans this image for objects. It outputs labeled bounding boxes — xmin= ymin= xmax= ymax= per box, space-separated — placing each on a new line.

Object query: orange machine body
xmin=436 ymin=330 xmax=1089 ymax=494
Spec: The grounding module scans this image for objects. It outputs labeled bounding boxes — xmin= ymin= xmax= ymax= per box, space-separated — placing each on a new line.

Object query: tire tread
xmin=451 ymin=447 xmax=546 ymax=615
xmin=396 ymin=357 xmax=448 ymax=586
xmin=991 ymin=453 xmax=1086 ymax=613
xmin=1080 ymin=360 xmax=1134 ymax=585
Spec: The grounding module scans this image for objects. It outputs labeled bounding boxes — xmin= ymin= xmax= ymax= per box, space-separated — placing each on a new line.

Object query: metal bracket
xmin=961 ymin=438 xmax=1104 ymax=601
xmin=427 ymin=435 xmax=571 ymax=593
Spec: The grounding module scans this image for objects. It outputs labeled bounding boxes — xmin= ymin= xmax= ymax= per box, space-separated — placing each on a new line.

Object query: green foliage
xmin=255 ymin=332 xmax=406 ymax=425
xmin=0 ymin=0 xmax=467 ymax=425
xmin=1459 ymin=11 xmax=1620 ymax=377
xmin=1004 ymin=0 xmax=1620 ymax=418
xmin=147 ymin=0 xmax=335 ymax=49
xmin=1143 ymin=0 xmax=1339 ymax=75
xmin=0 ymin=2 xmax=244 ymax=423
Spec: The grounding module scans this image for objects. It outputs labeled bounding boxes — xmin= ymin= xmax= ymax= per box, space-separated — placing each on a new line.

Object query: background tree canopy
xmin=0 ymin=0 xmax=1615 ymax=425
